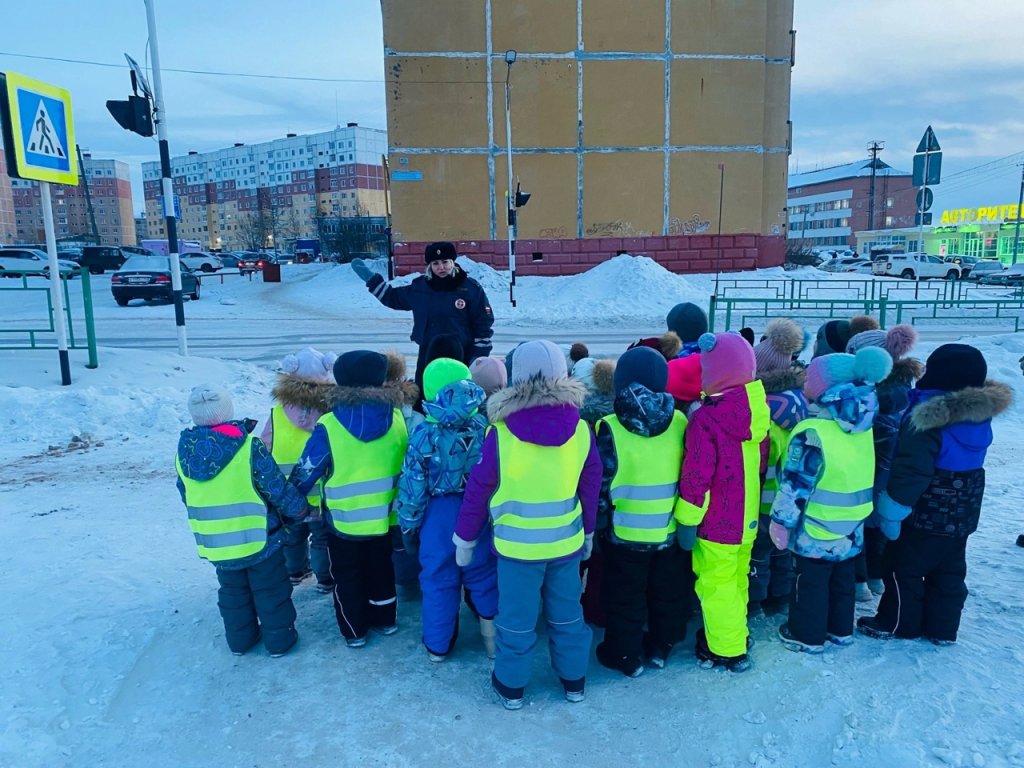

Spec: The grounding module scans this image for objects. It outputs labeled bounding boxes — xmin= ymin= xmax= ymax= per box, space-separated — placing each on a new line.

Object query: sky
xmin=1 ymin=1 xmax=1022 ymax=218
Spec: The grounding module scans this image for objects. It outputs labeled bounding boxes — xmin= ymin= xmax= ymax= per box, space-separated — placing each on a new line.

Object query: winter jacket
xmin=259 ymin=375 xmax=333 ymax=450
xmin=770 ymin=383 xmax=879 ymax=561
xmin=578 ymin=359 xmax=616 ymax=425
xmin=596 ymin=383 xmax=682 ymax=550
xmin=884 ymin=381 xmax=1012 ymax=538
xmin=455 ymin=376 xmax=603 ymax=561
xmin=365 ymin=265 xmax=494 ymax=361
xmin=289 ymin=379 xmax=409 ymax=504
xmin=395 ymin=379 xmax=488 ymax=531
xmin=176 ymin=419 xmax=309 ymax=570
xmin=627 ymin=331 xmax=684 ymax=361
xmin=870 ymin=358 xmax=924 ymax=497
xmin=677 ymin=380 xmax=770 ymax=545
xmin=759 ymin=367 xmax=809 ymax=513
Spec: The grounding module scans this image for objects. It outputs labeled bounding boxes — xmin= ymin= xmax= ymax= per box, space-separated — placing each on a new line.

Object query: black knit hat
xmin=424 ymin=241 xmax=457 ymax=264
xmin=333 ymin=350 xmax=388 ymax=388
xmin=614 ymin=346 xmax=669 ymax=394
xmin=917 ymin=344 xmax=987 ymax=392
xmin=424 ymin=333 xmax=465 ymax=365
xmin=665 ymin=302 xmax=708 ymax=343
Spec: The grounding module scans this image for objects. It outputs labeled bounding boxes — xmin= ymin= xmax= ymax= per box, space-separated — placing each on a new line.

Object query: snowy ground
xmin=2 ymin=259 xmax=1024 ymax=767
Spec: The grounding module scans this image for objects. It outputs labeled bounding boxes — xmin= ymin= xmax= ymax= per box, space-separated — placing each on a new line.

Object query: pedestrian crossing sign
xmin=0 ymin=72 xmax=78 ymax=185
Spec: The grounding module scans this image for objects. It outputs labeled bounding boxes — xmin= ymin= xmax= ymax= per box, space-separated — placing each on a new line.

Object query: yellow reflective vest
xmin=599 ymin=411 xmax=687 ymax=545
xmin=319 ymin=410 xmax=407 ymax=537
xmin=176 ymin=435 xmax=268 ymax=564
xmin=489 ymin=420 xmax=591 ymax=561
xmin=268 ymin=404 xmax=322 ymax=509
xmin=788 ymin=417 xmax=875 ymax=542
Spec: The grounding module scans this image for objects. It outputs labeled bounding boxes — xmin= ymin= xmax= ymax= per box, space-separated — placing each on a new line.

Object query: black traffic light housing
xmin=514 ymin=181 xmax=531 ymax=209
xmin=107 ymin=94 xmax=153 ymax=137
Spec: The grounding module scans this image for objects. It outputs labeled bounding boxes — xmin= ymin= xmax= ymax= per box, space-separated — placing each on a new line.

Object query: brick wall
xmin=393 ymin=234 xmax=784 ymax=276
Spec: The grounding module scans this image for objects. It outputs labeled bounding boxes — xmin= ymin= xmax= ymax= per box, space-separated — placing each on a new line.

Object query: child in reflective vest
xmin=289 ymin=350 xmax=409 ymax=648
xmin=595 ymin=347 xmax=693 ymax=677
xmin=769 ymin=347 xmax=892 ymax=653
xmin=395 ymin=358 xmax=496 ymax=661
xmin=175 ymin=385 xmax=309 ymax=657
xmin=677 ymin=332 xmax=769 ymax=672
xmin=454 ymin=340 xmax=602 ymax=710
xmin=260 ymin=347 xmax=336 ymax=592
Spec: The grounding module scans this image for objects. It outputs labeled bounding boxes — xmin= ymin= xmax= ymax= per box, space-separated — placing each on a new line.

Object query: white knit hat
xmin=279 ymin=347 xmax=337 ymax=383
xmin=188 ymin=385 xmax=234 ymax=426
xmin=511 ymin=340 xmax=568 ymax=383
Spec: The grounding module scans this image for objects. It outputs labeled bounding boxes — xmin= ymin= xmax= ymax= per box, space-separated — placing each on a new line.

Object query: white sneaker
xmin=372 ymin=624 xmax=398 ymax=636
xmin=564 ymin=689 xmax=585 ymax=704
xmin=827 ymin=633 xmax=854 ymax=647
xmin=479 ymin=618 xmax=497 ymax=660
xmin=855 ymin=583 xmax=874 ymax=603
xmin=428 ymin=652 xmax=446 ymax=663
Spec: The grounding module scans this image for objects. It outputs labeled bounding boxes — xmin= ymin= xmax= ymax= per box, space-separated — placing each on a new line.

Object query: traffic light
xmin=107 ymin=94 xmax=153 ymax=137
xmin=514 ymin=181 xmax=531 ymax=209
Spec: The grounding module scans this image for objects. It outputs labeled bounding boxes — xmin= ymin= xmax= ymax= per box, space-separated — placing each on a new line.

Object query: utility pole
xmin=867 ymin=140 xmax=884 ymax=231
xmin=76 ymin=145 xmax=100 ymax=243
xmin=1013 ymin=163 xmax=1024 ymax=266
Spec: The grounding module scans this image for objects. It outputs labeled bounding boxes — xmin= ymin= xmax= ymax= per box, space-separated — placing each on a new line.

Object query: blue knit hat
xmin=614 ymin=346 xmax=668 ymax=394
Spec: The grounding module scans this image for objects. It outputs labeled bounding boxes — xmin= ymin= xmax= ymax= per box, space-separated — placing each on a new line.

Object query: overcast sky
xmin=2 ymin=1 xmax=1021 ymax=218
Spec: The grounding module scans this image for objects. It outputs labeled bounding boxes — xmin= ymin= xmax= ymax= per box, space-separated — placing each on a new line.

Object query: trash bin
xmin=262 ymin=262 xmax=281 ymax=282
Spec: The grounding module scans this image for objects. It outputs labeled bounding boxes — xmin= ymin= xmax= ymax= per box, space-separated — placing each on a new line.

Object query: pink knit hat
xmin=753 ymin=318 xmax=808 ymax=375
xmin=469 ymin=356 xmax=508 ymax=395
xmin=698 ymin=332 xmax=756 ymax=395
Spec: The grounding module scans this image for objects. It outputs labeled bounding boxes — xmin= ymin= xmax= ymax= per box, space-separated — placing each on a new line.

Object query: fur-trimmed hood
xmin=486 ymin=376 xmax=587 ymax=424
xmin=910 ymin=380 xmax=1013 ymax=431
xmin=384 ymin=349 xmax=421 ymax=406
xmin=885 ymin=357 xmax=924 ymax=388
xmin=271 ymin=375 xmax=334 ymax=412
xmin=757 ymin=366 xmax=806 ymax=395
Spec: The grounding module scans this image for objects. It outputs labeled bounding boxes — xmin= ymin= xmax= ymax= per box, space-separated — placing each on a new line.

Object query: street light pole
xmin=504 ymin=49 xmax=517 ymax=308
xmin=1013 ymin=163 xmax=1024 ymax=266
xmin=144 ymin=0 xmax=187 ymax=355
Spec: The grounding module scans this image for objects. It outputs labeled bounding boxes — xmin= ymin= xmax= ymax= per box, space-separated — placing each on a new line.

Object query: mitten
xmin=581 ymin=532 xmax=594 ymax=561
xmin=350 ymin=258 xmax=375 ymax=283
xmin=402 ymin=528 xmax=420 ymax=557
xmin=676 ymin=525 xmax=698 ymax=551
xmin=452 ymin=533 xmax=476 ymax=567
xmin=769 ymin=520 xmax=790 ymax=550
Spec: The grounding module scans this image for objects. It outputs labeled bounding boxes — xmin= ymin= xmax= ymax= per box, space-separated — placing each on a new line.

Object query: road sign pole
xmin=145 ymin=0 xmax=187 ymax=356
xmin=39 ymin=181 xmax=71 ymax=385
xmin=918 ymin=151 xmax=929 ymax=258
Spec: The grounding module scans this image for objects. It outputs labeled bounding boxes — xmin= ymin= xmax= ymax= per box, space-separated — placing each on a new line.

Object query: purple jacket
xmin=677 ymin=380 xmax=770 ymax=545
xmin=455 ymin=379 xmax=601 ymax=562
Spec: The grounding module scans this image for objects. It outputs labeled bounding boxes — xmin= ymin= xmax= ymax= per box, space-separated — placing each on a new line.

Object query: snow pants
xmin=418 ymin=494 xmax=498 ymax=655
xmin=494 ymin=557 xmax=592 ymax=694
xmin=854 ymin=526 xmax=888 ymax=584
xmin=788 ymin=554 xmax=856 ymax=646
xmin=215 ymin=546 xmax=297 ymax=655
xmin=748 ymin=516 xmax=794 ymax=606
xmin=692 ymin=538 xmax=752 ymax=658
xmin=872 ymin=529 xmax=968 ymax=642
xmin=325 ymin=533 xmax=397 ymax=640
xmin=283 ymin=517 xmax=331 ymax=585
xmin=600 ymin=541 xmax=693 ymax=669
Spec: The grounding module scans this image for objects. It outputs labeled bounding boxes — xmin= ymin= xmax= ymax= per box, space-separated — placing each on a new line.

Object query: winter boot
xmin=269 ymin=631 xmax=298 ymax=658
xmin=492 ymin=673 xmax=524 ymax=711
xmin=288 ymin=568 xmax=313 ymax=586
xmin=855 ymin=582 xmax=874 ymax=603
xmin=596 ymin=642 xmax=644 ymax=678
xmin=230 ymin=628 xmax=262 ymax=657
xmin=562 ymin=677 xmax=586 ymax=704
xmin=867 ymin=578 xmax=885 ymax=597
xmin=314 ymin=579 xmax=335 ymax=594
xmin=778 ymin=623 xmax=825 ymax=654
xmin=856 ymin=616 xmax=894 ymax=640
xmin=479 ymin=618 xmax=497 ymax=660
xmin=826 ymin=632 xmax=854 ymax=647
xmin=645 ymin=640 xmax=674 ymax=670
xmin=761 ymin=594 xmax=790 ymax=617
xmin=372 ymin=624 xmax=398 ymax=636
xmin=345 ymin=635 xmax=368 ymax=649
xmin=695 ymin=629 xmax=751 ymax=672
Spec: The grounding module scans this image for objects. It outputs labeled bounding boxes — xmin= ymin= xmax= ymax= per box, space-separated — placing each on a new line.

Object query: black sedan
xmin=111 ymin=256 xmax=201 ymax=306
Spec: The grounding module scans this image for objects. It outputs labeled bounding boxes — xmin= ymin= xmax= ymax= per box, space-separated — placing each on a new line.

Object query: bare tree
xmin=238 ymin=211 xmax=272 ymax=251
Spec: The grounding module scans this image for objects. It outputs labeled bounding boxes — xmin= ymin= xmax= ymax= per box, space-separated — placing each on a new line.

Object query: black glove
xmin=402 ymin=528 xmax=420 ymax=558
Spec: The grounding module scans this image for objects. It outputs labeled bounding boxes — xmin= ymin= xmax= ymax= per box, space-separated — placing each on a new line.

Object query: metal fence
xmin=0 ymin=269 xmax=99 ymax=366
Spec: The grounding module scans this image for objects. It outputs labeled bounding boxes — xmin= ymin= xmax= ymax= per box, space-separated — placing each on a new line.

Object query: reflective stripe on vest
xmin=761 ymin=421 xmax=788 ymax=515
xmin=176 ymin=435 xmax=268 ymax=563
xmin=269 ymin=404 xmax=322 ymax=508
xmin=488 ymin=419 xmax=591 ymax=561
xmin=788 ymin=417 xmax=875 ymax=541
xmin=319 ymin=409 xmax=407 ymax=537
xmin=599 ymin=411 xmax=687 ymax=544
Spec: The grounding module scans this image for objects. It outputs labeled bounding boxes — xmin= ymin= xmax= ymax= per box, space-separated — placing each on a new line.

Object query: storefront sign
xmin=940 ymin=204 xmax=1021 ymax=225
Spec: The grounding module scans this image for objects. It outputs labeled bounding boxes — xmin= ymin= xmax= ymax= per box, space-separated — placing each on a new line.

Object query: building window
xmin=885 ymin=216 xmax=894 ymax=227
xmin=886 ymin=197 xmax=894 ymax=208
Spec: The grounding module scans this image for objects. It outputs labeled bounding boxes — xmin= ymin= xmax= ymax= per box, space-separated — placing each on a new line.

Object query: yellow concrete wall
xmin=382 ymin=0 xmax=794 ymax=242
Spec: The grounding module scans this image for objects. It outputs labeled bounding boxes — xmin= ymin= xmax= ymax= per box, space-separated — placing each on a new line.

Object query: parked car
xmin=979 ymin=263 xmax=1024 ymax=287
xmin=964 ymin=260 xmax=1005 ymax=282
xmin=944 ymin=254 xmax=981 ymax=277
xmin=237 ymin=252 xmax=266 ymax=275
xmin=850 ymin=261 xmax=875 ymax=274
xmin=179 ymin=252 xmax=223 ymax=273
xmin=0 ymin=247 xmax=79 ymax=278
xmin=57 ymin=247 xmax=83 ymax=263
xmin=218 ymin=253 xmax=242 ymax=269
xmin=110 ymin=256 xmax=201 ymax=306
xmin=79 ymin=245 xmax=134 ymax=274
xmin=872 ymin=252 xmax=960 ymax=280
xmin=820 ymin=256 xmax=867 ymax=273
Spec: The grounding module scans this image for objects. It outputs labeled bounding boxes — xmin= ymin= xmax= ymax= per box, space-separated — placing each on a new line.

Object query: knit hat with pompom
xmin=753 ymin=318 xmax=810 ymax=375
xmin=279 ymin=347 xmax=337 ymax=383
xmin=845 ymin=325 xmax=917 ymax=361
xmin=805 ymin=347 xmax=893 ymax=402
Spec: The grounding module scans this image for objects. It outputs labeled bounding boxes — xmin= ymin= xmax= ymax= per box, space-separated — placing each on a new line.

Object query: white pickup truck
xmin=872 ymin=252 xmax=961 ymax=280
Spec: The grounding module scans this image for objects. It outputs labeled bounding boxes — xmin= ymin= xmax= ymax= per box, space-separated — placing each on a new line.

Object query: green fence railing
xmin=0 ymin=269 xmax=98 ymax=367
xmin=712 ymin=276 xmax=992 ymax=304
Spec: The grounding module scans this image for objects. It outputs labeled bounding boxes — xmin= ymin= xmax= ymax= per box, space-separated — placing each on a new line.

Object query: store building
xmin=381 ymin=0 xmax=795 ymax=276
xmin=787 ymin=158 xmax=915 ymax=251
xmin=142 ymin=125 xmax=388 ymax=252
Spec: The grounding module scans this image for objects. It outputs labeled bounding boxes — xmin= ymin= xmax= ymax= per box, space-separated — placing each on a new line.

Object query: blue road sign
xmin=0 ymin=71 xmax=78 ymax=185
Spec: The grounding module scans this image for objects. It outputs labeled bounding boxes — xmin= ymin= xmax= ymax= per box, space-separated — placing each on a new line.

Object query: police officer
xmin=351 ymin=242 xmax=494 ymax=398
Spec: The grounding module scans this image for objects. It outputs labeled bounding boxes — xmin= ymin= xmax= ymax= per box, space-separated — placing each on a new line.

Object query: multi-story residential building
xmin=381 ymin=0 xmax=794 ymax=275
xmin=134 ymin=214 xmax=150 ymax=244
xmin=787 ymin=158 xmax=915 ymax=251
xmin=142 ymin=125 xmax=387 ymax=251
xmin=0 ymin=148 xmax=14 ymax=245
xmin=10 ymin=154 xmax=136 ymax=246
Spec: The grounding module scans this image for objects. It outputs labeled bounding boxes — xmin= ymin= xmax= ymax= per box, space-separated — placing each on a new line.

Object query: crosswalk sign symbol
xmin=0 ymin=71 xmax=78 ymax=185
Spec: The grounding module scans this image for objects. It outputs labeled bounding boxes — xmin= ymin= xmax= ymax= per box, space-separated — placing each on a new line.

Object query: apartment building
xmin=0 ymin=148 xmax=14 ymax=245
